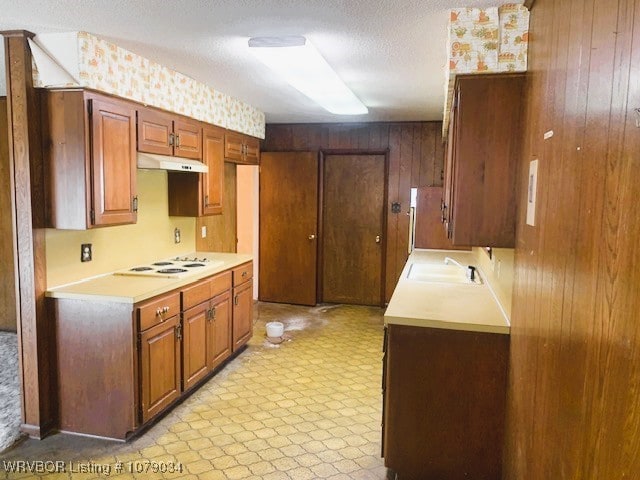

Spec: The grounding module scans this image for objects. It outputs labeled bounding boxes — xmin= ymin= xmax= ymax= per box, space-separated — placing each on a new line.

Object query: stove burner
xmin=152 ymin=261 xmax=174 ymax=266
xmin=183 ymin=263 xmax=205 ymax=268
xmin=156 ymin=268 xmax=188 ymax=274
xmin=130 ymin=266 xmax=153 ymax=272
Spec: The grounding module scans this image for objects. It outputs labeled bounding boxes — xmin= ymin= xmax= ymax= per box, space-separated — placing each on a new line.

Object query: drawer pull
xmin=155 ymin=306 xmax=170 ymax=321
xmin=242 ymin=271 xmax=247 ymax=278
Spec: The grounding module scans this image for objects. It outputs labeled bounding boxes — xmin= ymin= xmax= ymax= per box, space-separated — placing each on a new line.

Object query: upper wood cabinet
xmin=202 ymin=125 xmax=225 ymax=215
xmin=42 ymin=90 xmax=138 ymax=229
xmin=168 ymin=124 xmax=225 ymax=217
xmin=225 ymin=132 xmax=260 ymax=164
xmin=442 ymin=73 xmax=524 ymax=247
xmin=137 ymin=108 xmax=202 ymax=160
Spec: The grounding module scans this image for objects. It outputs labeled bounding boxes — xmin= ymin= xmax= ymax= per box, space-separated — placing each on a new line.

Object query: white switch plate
xmin=526 ymin=159 xmax=539 ymax=226
xmin=201 ymin=226 xmax=207 ymax=238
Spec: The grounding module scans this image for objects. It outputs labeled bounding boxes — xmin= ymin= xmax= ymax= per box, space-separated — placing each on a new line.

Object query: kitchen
xmin=1 ymin=0 xmax=640 ymax=479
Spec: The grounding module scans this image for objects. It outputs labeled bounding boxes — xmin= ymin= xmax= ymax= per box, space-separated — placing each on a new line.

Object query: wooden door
xmin=89 ymin=96 xmax=137 ymax=226
xmin=174 ymin=118 xmax=202 ymax=160
xmin=232 ymin=280 xmax=253 ymax=351
xmin=139 ymin=316 xmax=181 ymax=422
xmin=202 ymin=125 xmax=225 ymax=215
xmin=209 ymin=291 xmax=232 ymax=369
xmin=182 ymin=302 xmax=210 ymax=390
xmin=259 ymin=151 xmax=319 ymax=305
xmin=322 ymin=155 xmax=385 ymax=306
xmin=137 ymin=108 xmax=174 ymax=155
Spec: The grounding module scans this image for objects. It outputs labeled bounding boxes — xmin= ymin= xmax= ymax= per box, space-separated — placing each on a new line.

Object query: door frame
xmin=318 ymin=149 xmax=390 ymax=307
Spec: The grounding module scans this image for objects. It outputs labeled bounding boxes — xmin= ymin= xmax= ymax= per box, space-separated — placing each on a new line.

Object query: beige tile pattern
xmin=1 ymin=303 xmax=387 ymax=479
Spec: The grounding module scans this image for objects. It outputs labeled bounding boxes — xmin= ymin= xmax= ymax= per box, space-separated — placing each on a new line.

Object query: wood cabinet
xmin=42 ymin=90 xmax=138 ymax=229
xmin=442 ymin=73 xmax=524 ymax=247
xmin=137 ymin=108 xmax=202 ymax=160
xmin=382 ymin=324 xmax=509 ymax=479
xmin=168 ymin=124 xmax=225 ymax=217
xmin=139 ymin=314 xmax=182 ymax=423
xmin=181 ymin=271 xmax=233 ymax=391
xmin=225 ymin=132 xmax=260 ymax=164
xmin=52 ymin=260 xmax=251 ymax=440
xmin=232 ymin=262 xmax=254 ymax=350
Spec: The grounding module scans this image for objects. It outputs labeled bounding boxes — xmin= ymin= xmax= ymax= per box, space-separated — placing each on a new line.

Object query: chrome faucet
xmin=444 ymin=257 xmax=478 ymax=282
xmin=444 ymin=256 xmax=464 ymax=269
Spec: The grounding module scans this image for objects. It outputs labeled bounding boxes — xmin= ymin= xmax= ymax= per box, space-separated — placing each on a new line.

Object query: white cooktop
xmin=114 ymin=256 xmax=225 ymax=279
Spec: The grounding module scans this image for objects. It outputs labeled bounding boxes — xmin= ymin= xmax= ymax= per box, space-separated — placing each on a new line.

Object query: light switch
xmin=526 ymin=159 xmax=538 ymax=226
xmin=201 ymin=226 xmax=207 ymax=238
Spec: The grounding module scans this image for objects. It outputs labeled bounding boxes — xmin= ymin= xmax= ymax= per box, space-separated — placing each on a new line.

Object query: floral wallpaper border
xmin=32 ymin=31 xmax=265 ymax=139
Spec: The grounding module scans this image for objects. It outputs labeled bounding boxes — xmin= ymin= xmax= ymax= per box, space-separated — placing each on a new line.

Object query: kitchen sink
xmin=407 ymin=263 xmax=482 ymax=285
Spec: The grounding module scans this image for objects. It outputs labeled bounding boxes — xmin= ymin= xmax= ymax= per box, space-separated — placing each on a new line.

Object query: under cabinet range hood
xmin=136 ymin=152 xmax=208 ymax=173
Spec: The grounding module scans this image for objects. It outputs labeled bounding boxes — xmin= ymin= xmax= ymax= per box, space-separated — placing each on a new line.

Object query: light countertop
xmin=46 ymin=252 xmax=252 ymax=304
xmin=384 ymin=250 xmax=510 ymax=334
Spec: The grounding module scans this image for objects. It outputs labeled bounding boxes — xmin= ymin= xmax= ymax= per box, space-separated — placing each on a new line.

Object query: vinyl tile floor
xmin=1 ymin=303 xmax=388 ymax=479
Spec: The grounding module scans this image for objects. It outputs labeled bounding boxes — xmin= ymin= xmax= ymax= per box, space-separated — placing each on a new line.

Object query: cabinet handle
xmin=234 ymin=295 xmax=239 ymax=306
xmin=175 ymin=135 xmax=181 ymax=148
xmin=132 ymin=196 xmax=138 ymax=212
xmin=169 ymin=133 xmax=175 ymax=146
xmin=375 ymin=235 xmax=381 ymax=244
xmin=204 ymin=195 xmax=209 ymax=207
xmin=242 ymin=271 xmax=247 ymax=278
xmin=211 ymin=306 xmax=216 ymax=321
xmin=175 ymin=324 xmax=182 ymax=340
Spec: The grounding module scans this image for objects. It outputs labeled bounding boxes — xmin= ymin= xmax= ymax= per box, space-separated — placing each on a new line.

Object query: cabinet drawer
xmin=211 ymin=271 xmax=232 ymax=298
xmin=182 ymin=278 xmax=212 ymax=311
xmin=137 ymin=292 xmax=180 ymax=331
xmin=233 ymin=262 xmax=253 ymax=287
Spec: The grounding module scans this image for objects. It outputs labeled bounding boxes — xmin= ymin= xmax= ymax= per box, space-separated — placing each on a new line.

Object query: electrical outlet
xmin=174 ymin=228 xmax=181 ymax=244
xmin=81 ymin=243 xmax=92 ymax=262
xmin=201 ymin=226 xmax=207 ymax=238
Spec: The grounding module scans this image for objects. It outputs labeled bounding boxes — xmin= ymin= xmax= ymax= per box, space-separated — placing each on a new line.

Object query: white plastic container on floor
xmin=266 ymin=321 xmax=284 ymax=339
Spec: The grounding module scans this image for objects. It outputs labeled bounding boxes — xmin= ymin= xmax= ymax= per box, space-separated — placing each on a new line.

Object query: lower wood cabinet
xmin=52 ymin=260 xmax=253 ymax=440
xmin=209 ymin=291 xmax=233 ymax=369
xmin=182 ymin=301 xmax=210 ymax=390
xmin=139 ymin=315 xmax=182 ymax=423
xmin=382 ymin=324 xmax=509 ymax=480
xmin=232 ymin=262 xmax=254 ymax=351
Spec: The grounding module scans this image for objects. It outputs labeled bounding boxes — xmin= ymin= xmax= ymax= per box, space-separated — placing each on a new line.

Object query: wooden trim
xmin=2 ymin=31 xmax=55 ymax=438
xmin=523 ymin=0 xmax=535 ymax=9
xmin=318 ymin=149 xmax=390 ymax=306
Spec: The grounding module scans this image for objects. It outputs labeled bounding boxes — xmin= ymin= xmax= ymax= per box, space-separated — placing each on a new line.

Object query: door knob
xmin=376 ymin=235 xmax=381 ymax=243
xmin=308 ymin=234 xmax=316 ymax=240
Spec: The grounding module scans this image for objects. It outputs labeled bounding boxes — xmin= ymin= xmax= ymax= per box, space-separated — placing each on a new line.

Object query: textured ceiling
xmin=0 ymin=0 xmax=524 ymax=123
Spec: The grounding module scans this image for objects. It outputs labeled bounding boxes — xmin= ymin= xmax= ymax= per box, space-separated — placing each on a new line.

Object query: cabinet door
xmin=244 ymin=136 xmax=260 ymax=165
xmin=137 ymin=109 xmax=174 ymax=155
xmin=224 ymin=132 xmax=244 ymax=162
xmin=232 ymin=279 xmax=253 ymax=351
xmin=208 ymin=291 xmax=232 ymax=369
xmin=202 ymin=125 xmax=225 ymax=215
xmin=174 ymin=118 xmax=202 ymax=160
xmin=89 ymin=96 xmax=137 ymax=226
xmin=139 ymin=316 xmax=181 ymax=422
xmin=183 ymin=302 xmax=210 ymax=390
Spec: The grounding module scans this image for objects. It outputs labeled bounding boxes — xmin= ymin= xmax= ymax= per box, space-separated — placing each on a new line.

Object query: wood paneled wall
xmin=505 ymin=0 xmax=640 ymax=477
xmin=0 ymin=97 xmax=17 ymax=331
xmin=263 ymin=122 xmax=444 ymax=301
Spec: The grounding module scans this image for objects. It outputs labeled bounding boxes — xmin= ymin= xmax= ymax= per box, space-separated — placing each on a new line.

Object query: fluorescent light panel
xmin=248 ymin=36 xmax=368 ymax=115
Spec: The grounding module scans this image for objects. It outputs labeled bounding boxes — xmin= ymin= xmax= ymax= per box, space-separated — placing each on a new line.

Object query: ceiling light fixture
xmin=248 ymin=35 xmax=368 ymax=115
